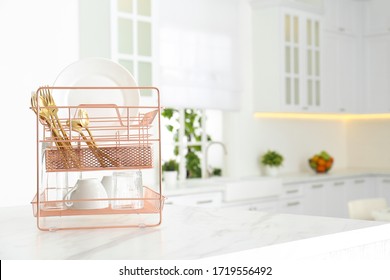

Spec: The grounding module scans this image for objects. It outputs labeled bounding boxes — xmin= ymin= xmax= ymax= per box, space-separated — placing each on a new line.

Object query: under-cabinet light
xmin=253 ymin=112 xmax=390 ymax=120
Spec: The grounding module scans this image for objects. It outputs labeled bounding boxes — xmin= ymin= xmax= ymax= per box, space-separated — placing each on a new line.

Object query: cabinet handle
xmin=302 ymin=107 xmax=308 ymax=111
xmin=339 ymin=108 xmax=345 ymax=112
xmin=249 ymin=206 xmax=258 ymax=211
xmin=196 ymin=199 xmax=213 ymax=205
xmin=165 ymin=201 xmax=174 ymax=205
xmin=286 ymin=189 xmax=299 ymax=194
xmin=339 ymin=27 xmax=345 ymax=32
xmin=334 ymin=181 xmax=345 ymax=186
xmin=354 ymin=179 xmax=365 ymax=184
xmin=287 ymin=201 xmax=300 ymax=207
xmin=311 ymin=184 xmax=323 ymax=189
xmin=382 ymin=179 xmax=390 ymax=183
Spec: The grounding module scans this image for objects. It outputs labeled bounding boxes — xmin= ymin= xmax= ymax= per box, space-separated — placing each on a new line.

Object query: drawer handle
xmin=334 ymin=181 xmax=345 ymax=186
xmin=382 ymin=179 xmax=390 ymax=183
xmin=165 ymin=201 xmax=174 ymax=205
xmin=196 ymin=199 xmax=213 ymax=205
xmin=354 ymin=179 xmax=365 ymax=184
xmin=312 ymin=184 xmax=323 ymax=188
xmin=286 ymin=189 xmax=299 ymax=194
xmin=287 ymin=201 xmax=300 ymax=207
xmin=249 ymin=206 xmax=258 ymax=211
xmin=339 ymin=27 xmax=345 ymax=32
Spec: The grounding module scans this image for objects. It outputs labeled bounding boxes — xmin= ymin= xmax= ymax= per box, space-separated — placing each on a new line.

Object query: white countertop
xmin=0 ymin=204 xmax=386 ymax=260
xmin=164 ymin=168 xmax=390 ymax=197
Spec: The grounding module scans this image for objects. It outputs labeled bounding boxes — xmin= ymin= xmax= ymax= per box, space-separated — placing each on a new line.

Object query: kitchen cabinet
xmin=345 ymin=177 xmax=378 ymax=201
xmin=165 ymin=192 xmax=223 ymax=208
xmin=325 ymin=179 xmax=348 ymax=218
xmin=278 ymin=184 xmax=304 ymax=215
xmin=303 ymin=181 xmax=328 ymax=216
xmin=322 ymin=31 xmax=359 ymax=113
xmin=252 ymin=6 xmax=322 ymax=113
xmin=376 ymin=176 xmax=390 ymax=203
xmin=364 ymin=34 xmax=390 ymax=113
xmin=323 ymin=0 xmax=360 ymax=35
xmin=364 ymin=0 xmax=390 ymax=35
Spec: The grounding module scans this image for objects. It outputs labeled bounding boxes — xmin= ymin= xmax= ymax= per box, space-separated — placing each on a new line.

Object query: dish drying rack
xmin=31 ymin=86 xmax=164 ymax=231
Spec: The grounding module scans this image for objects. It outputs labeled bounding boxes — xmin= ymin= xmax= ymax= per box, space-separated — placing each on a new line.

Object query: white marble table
xmin=0 ymin=204 xmax=387 ymax=260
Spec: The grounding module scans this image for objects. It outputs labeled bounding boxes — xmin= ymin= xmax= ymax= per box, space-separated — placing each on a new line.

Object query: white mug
xmin=64 ymin=178 xmax=109 ymax=210
xmin=101 ymin=176 xmax=114 ymax=205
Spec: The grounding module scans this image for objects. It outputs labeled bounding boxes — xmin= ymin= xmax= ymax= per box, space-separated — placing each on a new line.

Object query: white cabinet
xmin=326 ymin=179 xmax=348 ymax=218
xmin=165 ymin=192 xmax=223 ymax=208
xmin=364 ymin=34 xmax=390 ymax=113
xmin=323 ymin=32 xmax=360 ymax=113
xmin=278 ymin=184 xmax=305 ymax=215
xmin=252 ymin=7 xmax=322 ymax=112
xmin=303 ymin=181 xmax=328 ymax=216
xmin=345 ymin=177 xmax=378 ymax=201
xmin=376 ymin=176 xmax=390 ymax=203
xmin=323 ymin=0 xmax=360 ymax=35
xmin=364 ymin=0 xmax=390 ymax=35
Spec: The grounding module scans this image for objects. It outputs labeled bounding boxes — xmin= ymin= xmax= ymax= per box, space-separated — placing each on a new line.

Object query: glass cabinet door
xmin=306 ymin=18 xmax=321 ymax=108
xmin=284 ymin=14 xmax=301 ymax=108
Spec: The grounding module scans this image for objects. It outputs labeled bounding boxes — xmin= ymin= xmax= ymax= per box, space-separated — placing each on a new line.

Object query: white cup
xmin=101 ymin=176 xmax=114 ymax=205
xmin=64 ymin=178 xmax=108 ymax=210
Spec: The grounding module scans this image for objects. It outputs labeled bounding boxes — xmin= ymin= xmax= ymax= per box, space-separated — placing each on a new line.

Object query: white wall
xmin=224 ymin=0 xmax=348 ymax=177
xmin=0 ymin=0 xmax=78 ymax=206
xmin=347 ymin=120 xmax=390 ymax=168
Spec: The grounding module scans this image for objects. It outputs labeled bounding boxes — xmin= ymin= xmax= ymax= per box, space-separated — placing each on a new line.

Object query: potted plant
xmin=260 ymin=150 xmax=284 ymax=176
xmin=162 ymin=159 xmax=179 ymax=188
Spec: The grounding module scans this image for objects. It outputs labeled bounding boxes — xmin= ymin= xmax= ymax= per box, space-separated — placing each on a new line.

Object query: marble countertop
xmin=0 ymin=204 xmax=385 ymax=260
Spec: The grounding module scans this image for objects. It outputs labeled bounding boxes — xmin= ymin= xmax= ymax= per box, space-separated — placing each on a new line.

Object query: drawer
xmin=278 ymin=198 xmax=304 ymax=215
xmin=165 ymin=192 xmax=223 ymax=207
xmin=281 ymin=184 xmax=304 ymax=198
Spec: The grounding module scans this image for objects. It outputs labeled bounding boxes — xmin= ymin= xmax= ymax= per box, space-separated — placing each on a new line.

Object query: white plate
xmin=52 ymin=58 xmax=140 ymax=121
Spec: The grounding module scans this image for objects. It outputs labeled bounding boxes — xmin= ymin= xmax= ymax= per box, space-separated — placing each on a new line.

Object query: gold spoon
xmin=66 ymin=115 xmax=107 ymax=167
xmin=78 ymin=109 xmax=119 ymax=167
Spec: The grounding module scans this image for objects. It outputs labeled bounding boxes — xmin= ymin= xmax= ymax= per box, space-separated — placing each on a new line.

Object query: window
xmin=111 ymin=0 xmax=153 ymax=94
xmin=162 ymin=108 xmax=224 ymax=181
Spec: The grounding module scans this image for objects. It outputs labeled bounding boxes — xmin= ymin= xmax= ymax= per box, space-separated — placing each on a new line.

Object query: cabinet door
xmin=339 ymin=35 xmax=359 ymax=113
xmin=283 ymin=12 xmax=303 ymax=111
xmin=346 ymin=177 xmax=377 ymax=201
xmin=324 ymin=0 xmax=359 ymax=35
xmin=283 ymin=11 xmax=322 ymax=112
xmin=326 ymin=180 xmax=348 ymax=218
xmin=364 ymin=0 xmax=390 ymax=35
xmin=304 ymin=17 xmax=321 ymax=111
xmin=323 ymin=32 xmax=359 ymax=113
xmin=365 ymin=35 xmax=390 ymax=113
xmin=377 ymin=177 xmax=390 ymax=203
xmin=303 ymin=181 xmax=327 ymax=216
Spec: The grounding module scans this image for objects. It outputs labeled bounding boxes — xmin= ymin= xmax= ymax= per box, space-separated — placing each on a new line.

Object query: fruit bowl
xmin=309 ymin=151 xmax=334 ymax=174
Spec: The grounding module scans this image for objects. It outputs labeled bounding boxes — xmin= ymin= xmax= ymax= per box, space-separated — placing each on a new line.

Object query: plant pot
xmin=163 ymin=171 xmax=178 ymax=188
xmin=264 ymin=166 xmax=279 ymax=177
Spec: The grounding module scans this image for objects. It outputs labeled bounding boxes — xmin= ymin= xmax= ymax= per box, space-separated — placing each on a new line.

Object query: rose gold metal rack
xmin=31 ymin=86 xmax=164 ymax=231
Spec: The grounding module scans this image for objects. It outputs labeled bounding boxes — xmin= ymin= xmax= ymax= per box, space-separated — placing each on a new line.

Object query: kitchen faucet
xmin=204 ymin=141 xmax=228 ymax=178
